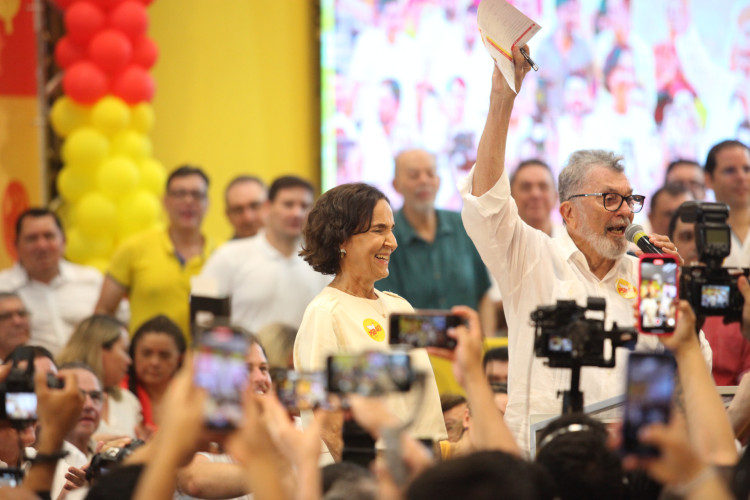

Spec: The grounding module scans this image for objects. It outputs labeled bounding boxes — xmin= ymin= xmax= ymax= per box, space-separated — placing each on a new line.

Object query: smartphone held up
xmin=193 ymin=326 xmax=249 ymax=431
xmin=638 ymin=254 xmax=679 ymax=334
xmin=389 ymin=310 xmax=464 ymax=350
xmin=621 ymin=352 xmax=676 ymax=457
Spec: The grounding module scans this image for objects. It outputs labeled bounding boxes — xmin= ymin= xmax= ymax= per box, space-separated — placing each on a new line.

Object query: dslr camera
xmin=678 ymin=201 xmax=750 ymax=323
xmin=0 ymin=350 xmax=63 ymax=425
xmin=86 ymin=439 xmax=145 ymax=481
xmin=532 ymin=298 xmax=637 ymax=369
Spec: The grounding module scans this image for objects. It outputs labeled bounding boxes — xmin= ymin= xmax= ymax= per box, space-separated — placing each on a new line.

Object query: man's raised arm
xmin=472 ymin=46 xmax=532 ymax=197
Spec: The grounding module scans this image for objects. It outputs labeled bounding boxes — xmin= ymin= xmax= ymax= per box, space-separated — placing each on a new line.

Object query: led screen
xmin=321 ymin=0 xmax=744 ymax=211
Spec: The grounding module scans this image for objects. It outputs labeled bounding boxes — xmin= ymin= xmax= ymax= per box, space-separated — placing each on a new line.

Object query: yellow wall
xmin=149 ymin=0 xmax=319 ymax=243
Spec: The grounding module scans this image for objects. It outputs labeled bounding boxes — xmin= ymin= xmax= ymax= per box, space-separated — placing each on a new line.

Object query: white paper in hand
xmin=477 ymin=0 xmax=541 ymax=93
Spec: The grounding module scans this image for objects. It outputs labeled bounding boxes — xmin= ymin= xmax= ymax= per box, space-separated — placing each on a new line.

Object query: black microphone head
xmin=624 ymin=224 xmax=644 ymax=243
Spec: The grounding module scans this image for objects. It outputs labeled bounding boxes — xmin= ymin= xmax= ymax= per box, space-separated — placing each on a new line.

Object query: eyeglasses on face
xmin=0 ymin=310 xmax=30 ymax=322
xmin=567 ymin=192 xmax=645 ymax=213
xmin=80 ymin=389 xmax=104 ymax=404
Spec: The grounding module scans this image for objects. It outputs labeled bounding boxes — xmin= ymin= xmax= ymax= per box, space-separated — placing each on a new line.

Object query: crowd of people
xmin=4 ymin=24 xmax=750 ymax=500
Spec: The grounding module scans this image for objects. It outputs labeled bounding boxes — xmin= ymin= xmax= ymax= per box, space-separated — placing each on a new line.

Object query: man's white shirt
xmin=197 ymin=234 xmax=330 ymax=333
xmin=460 ymin=167 xmax=710 ymax=452
xmin=0 ymin=261 xmax=129 ymax=355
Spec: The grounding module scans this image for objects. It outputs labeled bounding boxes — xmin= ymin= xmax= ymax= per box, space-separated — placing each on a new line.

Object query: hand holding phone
xmin=639 ymin=254 xmax=679 ymax=334
xmin=389 ymin=311 xmax=463 ymax=349
xmin=193 ymin=327 xmax=249 ymax=431
xmin=327 ymin=351 xmax=413 ymax=396
xmin=622 ymin=352 xmax=676 ymax=457
xmin=276 ymin=370 xmax=329 ymax=411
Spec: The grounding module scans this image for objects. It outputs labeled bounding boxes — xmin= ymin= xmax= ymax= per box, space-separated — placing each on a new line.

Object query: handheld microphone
xmin=625 ymin=224 xmax=663 ymax=255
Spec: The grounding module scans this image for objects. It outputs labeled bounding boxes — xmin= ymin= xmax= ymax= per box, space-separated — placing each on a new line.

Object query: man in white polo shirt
xmin=460 ymin=49 xmax=699 ymax=452
xmin=0 ymin=209 xmax=128 ymax=354
xmin=198 ymin=176 xmax=329 ymax=333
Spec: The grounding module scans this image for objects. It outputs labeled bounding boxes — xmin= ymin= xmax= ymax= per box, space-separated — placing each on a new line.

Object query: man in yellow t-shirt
xmin=95 ymin=165 xmax=214 ymax=339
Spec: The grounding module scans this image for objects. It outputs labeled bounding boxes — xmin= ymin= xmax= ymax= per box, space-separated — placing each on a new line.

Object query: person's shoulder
xmin=0 ymin=263 xmax=23 ymax=290
xmin=378 ymin=290 xmax=414 ymax=311
xmin=303 ymin=287 xmax=337 ymax=309
xmin=436 ymin=209 xmax=462 ymax=222
xmin=213 ymin=235 xmax=263 ymax=259
xmin=60 ymin=260 xmax=104 ymax=283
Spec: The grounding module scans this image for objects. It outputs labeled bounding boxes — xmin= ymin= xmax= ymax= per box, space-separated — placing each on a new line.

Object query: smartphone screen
xmin=327 ymin=351 xmax=413 ymax=395
xmin=622 ymin=352 xmax=676 ymax=456
xmin=193 ymin=327 xmax=249 ymax=430
xmin=0 ymin=468 xmax=23 ymax=487
xmin=4 ymin=392 xmax=37 ymax=421
xmin=638 ymin=254 xmax=679 ymax=334
xmin=388 ymin=311 xmax=462 ymax=349
xmin=276 ymin=370 xmax=328 ymax=411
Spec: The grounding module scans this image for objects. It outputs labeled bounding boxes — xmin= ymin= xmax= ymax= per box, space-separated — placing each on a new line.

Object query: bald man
xmin=377 ymin=149 xmax=494 ymax=336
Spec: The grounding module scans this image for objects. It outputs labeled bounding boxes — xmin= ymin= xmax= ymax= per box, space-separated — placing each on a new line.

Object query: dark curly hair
xmin=301 ymin=183 xmax=389 ymax=275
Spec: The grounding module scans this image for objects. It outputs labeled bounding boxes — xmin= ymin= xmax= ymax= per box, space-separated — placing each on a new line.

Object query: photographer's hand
xmin=428 ymin=306 xmax=520 ymax=457
xmin=23 ymin=370 xmax=84 ymax=496
xmin=660 ymin=301 xmax=738 ymax=466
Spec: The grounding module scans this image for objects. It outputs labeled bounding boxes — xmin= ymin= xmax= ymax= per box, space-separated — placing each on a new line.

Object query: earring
xmin=340 ymin=248 xmax=346 ymax=256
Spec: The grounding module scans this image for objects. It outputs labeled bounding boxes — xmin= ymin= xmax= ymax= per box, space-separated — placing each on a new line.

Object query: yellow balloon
xmin=139 ymin=158 xmax=167 ymax=196
xmin=130 ymin=103 xmax=155 ymax=134
xmin=97 ymin=156 xmax=141 ymax=198
xmin=50 ymin=96 xmax=90 ymax=137
xmin=117 ymin=190 xmax=161 ymax=240
xmin=91 ymin=96 xmax=131 ymax=136
xmin=61 ymin=127 xmax=109 ymax=170
xmin=110 ymin=130 xmax=152 ymax=162
xmin=74 ymin=192 xmax=118 ymax=238
xmin=57 ymin=164 xmax=97 ymax=203
xmin=65 ymin=227 xmax=114 ymax=263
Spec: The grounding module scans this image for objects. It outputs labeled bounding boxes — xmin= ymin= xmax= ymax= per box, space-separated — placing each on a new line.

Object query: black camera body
xmin=532 ymin=298 xmax=637 ymax=369
xmin=0 ymin=350 xmax=64 ymax=425
xmin=86 ymin=439 xmax=145 ymax=481
xmin=678 ymin=201 xmax=750 ymax=323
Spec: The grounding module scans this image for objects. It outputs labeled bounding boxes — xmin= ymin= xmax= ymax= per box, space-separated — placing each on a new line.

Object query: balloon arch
xmin=49 ymin=0 xmax=163 ymax=271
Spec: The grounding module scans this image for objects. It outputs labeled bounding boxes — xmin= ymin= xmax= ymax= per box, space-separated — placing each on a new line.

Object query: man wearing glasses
xmin=703 ymin=140 xmax=750 ymax=268
xmin=96 ymin=165 xmax=214 ymax=339
xmin=51 ymin=363 xmax=104 ymax=500
xmin=460 ymin=49 xmax=683 ymax=452
xmin=0 ymin=293 xmax=30 ymax=363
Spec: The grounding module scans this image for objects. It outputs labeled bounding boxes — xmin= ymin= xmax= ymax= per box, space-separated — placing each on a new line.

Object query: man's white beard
xmin=579 ymin=212 xmax=630 ymax=260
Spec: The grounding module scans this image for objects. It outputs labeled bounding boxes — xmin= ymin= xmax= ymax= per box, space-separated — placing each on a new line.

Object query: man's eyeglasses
xmin=0 ymin=310 xmax=30 ymax=322
xmin=168 ymin=190 xmax=207 ymax=201
xmin=567 ymin=192 xmax=645 ymax=213
xmin=80 ymin=389 xmax=104 ymax=404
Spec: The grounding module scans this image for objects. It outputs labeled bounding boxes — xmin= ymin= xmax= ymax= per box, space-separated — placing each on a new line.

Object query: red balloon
xmin=111 ymin=66 xmax=155 ymax=104
xmin=64 ymin=1 xmax=106 ymax=45
xmin=54 ymin=36 xmax=85 ymax=69
xmin=63 ymin=61 xmax=108 ymax=105
xmin=89 ymin=29 xmax=133 ymax=73
xmin=94 ymin=0 xmax=126 ymax=10
xmin=131 ymin=36 xmax=157 ymax=69
xmin=109 ymin=1 xmax=148 ymax=40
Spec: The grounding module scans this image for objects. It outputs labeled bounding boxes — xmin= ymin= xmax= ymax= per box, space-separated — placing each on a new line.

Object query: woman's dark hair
xmin=128 ymin=315 xmax=187 ymax=394
xmin=300 ymin=183 xmax=388 ymax=275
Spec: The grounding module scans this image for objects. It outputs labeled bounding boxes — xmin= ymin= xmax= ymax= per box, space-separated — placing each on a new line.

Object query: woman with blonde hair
xmin=57 ymin=314 xmax=141 ymax=439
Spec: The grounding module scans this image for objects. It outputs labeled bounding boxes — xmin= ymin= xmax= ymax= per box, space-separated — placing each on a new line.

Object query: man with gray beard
xmin=459 ymin=48 xmax=703 ymax=453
